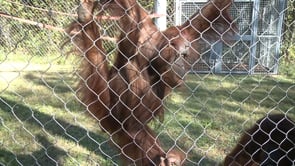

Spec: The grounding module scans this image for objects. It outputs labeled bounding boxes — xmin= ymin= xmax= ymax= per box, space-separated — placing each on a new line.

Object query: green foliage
xmin=0 ymin=0 xmax=76 ymax=56
xmin=279 ymin=60 xmax=295 ymax=78
xmin=282 ymin=0 xmax=295 ymax=62
xmin=138 ymin=0 xmax=155 ymax=11
xmin=0 ymin=1 xmax=156 ymax=57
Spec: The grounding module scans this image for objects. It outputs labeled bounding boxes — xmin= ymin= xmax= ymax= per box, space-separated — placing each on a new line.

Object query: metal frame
xmin=175 ymin=0 xmax=287 ymax=74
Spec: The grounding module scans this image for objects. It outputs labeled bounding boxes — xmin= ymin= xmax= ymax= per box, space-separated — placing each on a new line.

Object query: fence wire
xmin=0 ymin=0 xmax=294 ymax=166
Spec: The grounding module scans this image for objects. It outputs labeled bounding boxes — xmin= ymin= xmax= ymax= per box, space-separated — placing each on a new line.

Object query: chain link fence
xmin=0 ymin=0 xmax=294 ymax=165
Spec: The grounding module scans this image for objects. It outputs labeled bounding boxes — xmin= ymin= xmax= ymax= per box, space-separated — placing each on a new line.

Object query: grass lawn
xmin=0 ymin=53 xmax=294 ymax=165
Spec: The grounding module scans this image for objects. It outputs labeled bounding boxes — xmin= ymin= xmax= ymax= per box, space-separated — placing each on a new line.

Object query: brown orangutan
xmin=224 ymin=114 xmax=295 ymax=166
xmin=66 ymin=0 xmax=235 ymax=165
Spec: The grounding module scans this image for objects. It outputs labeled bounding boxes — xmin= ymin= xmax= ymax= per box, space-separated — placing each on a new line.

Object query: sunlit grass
xmin=160 ymin=73 xmax=295 ymax=164
xmin=0 ymin=53 xmax=294 ymax=165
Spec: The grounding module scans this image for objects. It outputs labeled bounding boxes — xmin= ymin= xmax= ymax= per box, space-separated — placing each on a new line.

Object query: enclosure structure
xmin=1 ymin=0 xmax=295 ymax=165
xmin=175 ymin=0 xmax=287 ymax=74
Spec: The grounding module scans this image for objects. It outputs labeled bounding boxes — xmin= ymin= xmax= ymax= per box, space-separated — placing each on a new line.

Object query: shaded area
xmin=0 ymin=135 xmax=67 ymax=165
xmin=1 ymin=70 xmax=295 ymax=165
xmin=24 ymin=72 xmax=76 ymax=94
xmin=0 ymin=96 xmax=116 ymax=165
xmin=183 ymin=75 xmax=295 ymax=116
xmin=162 ymin=74 xmax=295 ymax=164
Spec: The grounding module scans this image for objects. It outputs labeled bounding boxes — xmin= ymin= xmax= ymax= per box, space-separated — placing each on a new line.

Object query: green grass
xmin=0 ymin=53 xmax=295 ymax=165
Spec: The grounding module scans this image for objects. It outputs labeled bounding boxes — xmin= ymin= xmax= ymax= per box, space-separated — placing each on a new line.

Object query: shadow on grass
xmin=20 ymin=71 xmax=82 ymax=112
xmin=0 ymin=135 xmax=67 ymax=165
xmin=0 ymin=95 xmax=221 ymax=165
xmin=0 ymin=96 xmax=116 ymax=165
xmin=24 ymin=72 xmax=76 ymax=94
xmin=3 ymin=72 xmax=294 ymax=165
xmin=184 ymin=74 xmax=295 ymax=114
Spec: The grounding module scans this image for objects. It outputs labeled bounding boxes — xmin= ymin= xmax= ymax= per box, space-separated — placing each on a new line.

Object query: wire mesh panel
xmin=175 ymin=0 xmax=286 ymax=74
xmin=0 ymin=0 xmax=294 ymax=166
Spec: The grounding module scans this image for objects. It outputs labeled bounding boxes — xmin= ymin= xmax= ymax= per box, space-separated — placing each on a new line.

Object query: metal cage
xmin=175 ymin=0 xmax=287 ymax=74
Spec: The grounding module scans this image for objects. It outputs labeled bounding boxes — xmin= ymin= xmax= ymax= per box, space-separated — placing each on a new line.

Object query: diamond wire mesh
xmin=0 ymin=0 xmax=294 ymax=166
xmin=177 ymin=0 xmax=285 ymax=74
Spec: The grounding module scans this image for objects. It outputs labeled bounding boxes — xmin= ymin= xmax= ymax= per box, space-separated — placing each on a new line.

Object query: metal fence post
xmin=154 ymin=0 xmax=167 ymax=31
